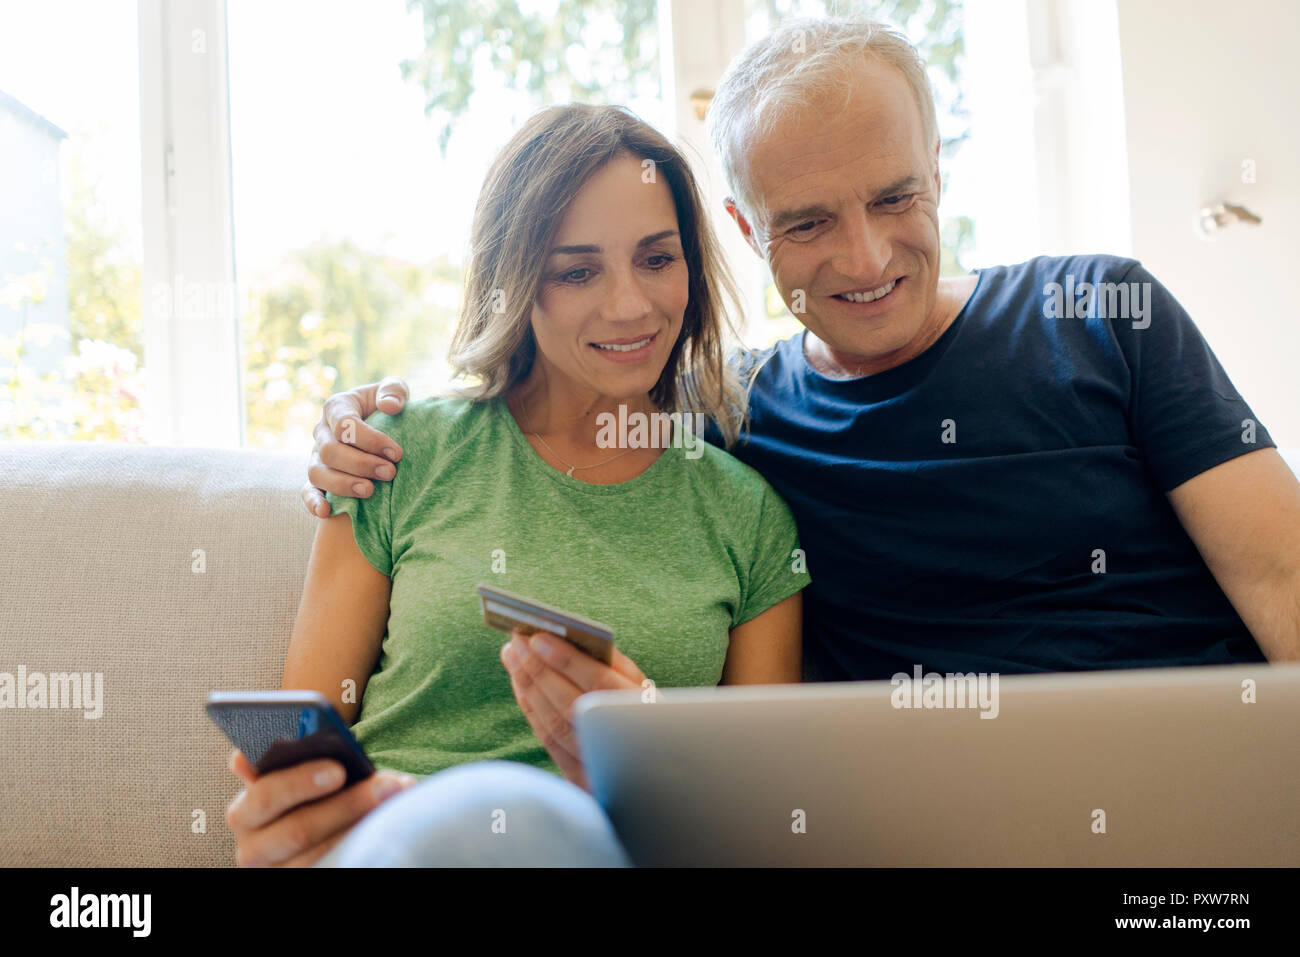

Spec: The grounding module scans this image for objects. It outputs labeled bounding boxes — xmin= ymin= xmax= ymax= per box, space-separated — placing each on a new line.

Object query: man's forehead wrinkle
xmin=757 ymin=112 xmax=901 ymax=166
xmin=750 ymin=110 xmax=916 ymax=186
xmin=770 ymin=142 xmax=887 ymax=183
xmin=758 ymin=139 xmax=911 ymax=215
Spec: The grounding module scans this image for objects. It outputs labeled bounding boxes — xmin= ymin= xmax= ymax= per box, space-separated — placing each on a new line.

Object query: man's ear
xmin=723 ymin=198 xmax=764 ymax=258
xmin=932 ymin=138 xmax=942 ymax=197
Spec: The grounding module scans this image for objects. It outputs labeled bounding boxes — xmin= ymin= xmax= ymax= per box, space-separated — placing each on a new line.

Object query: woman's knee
xmin=318 ymin=760 xmax=630 ymax=867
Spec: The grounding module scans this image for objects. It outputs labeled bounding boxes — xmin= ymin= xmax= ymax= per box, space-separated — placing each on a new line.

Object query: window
xmin=1 ymin=0 xmax=1127 ymax=446
xmin=0 ymin=1 xmax=145 ymax=441
xmin=227 ymin=0 xmax=666 ymax=450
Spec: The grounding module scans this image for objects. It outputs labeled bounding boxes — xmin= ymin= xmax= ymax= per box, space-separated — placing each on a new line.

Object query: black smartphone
xmin=206 ymin=690 xmax=374 ymax=785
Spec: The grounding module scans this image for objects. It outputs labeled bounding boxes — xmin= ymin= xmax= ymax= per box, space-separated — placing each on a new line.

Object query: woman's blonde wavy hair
xmin=446 ymin=103 xmax=754 ymax=447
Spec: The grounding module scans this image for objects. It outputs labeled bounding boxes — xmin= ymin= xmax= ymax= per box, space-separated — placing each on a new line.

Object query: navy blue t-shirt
xmin=710 ymin=254 xmax=1272 ymax=680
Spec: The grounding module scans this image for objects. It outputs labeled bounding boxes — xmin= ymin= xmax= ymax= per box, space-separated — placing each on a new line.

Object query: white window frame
xmin=138 ymin=0 xmax=242 ymax=447
xmin=658 ymin=0 xmax=768 ymax=340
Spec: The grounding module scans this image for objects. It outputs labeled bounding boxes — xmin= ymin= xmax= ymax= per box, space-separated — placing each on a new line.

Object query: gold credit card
xmin=477 ymin=582 xmax=615 ymax=664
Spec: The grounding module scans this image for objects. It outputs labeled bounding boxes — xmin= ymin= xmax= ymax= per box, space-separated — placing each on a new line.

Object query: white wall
xmin=1116 ymin=0 xmax=1299 ymax=447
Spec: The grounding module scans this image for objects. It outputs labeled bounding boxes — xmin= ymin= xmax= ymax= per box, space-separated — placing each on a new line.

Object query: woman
xmin=224 ymin=104 xmax=809 ymax=867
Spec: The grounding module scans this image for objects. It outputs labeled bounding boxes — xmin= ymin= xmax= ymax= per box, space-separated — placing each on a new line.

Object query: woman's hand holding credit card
xmin=484 ymin=583 xmax=650 ymax=792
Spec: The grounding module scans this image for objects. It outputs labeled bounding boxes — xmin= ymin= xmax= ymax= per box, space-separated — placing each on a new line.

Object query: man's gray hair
xmin=708 ymin=16 xmax=939 ymax=222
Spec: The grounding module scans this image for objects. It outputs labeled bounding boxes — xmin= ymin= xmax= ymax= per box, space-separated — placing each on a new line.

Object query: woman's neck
xmin=504 ymin=372 xmax=665 ymax=484
xmin=508 ymin=374 xmax=657 ymax=448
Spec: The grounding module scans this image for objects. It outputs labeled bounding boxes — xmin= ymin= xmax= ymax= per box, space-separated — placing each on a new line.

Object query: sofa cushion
xmin=0 ymin=441 xmax=313 ymax=866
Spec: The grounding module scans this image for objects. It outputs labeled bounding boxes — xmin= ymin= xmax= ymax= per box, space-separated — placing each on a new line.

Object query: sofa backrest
xmin=0 ymin=441 xmax=314 ymax=866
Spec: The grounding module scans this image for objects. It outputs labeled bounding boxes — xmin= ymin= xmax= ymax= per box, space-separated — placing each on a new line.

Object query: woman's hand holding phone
xmin=224 ymin=748 xmax=416 ymax=867
xmin=499 ymin=627 xmax=649 ymax=794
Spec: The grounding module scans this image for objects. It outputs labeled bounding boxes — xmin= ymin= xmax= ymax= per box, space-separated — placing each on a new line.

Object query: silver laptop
xmin=572 ymin=662 xmax=1300 ymax=866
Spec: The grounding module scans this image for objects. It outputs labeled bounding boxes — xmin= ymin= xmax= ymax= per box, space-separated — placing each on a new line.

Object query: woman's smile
xmin=588 ymin=331 xmax=659 ymax=363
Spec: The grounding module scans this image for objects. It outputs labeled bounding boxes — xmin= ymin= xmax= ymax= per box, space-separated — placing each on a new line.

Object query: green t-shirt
xmin=325 ymin=395 xmax=810 ymax=777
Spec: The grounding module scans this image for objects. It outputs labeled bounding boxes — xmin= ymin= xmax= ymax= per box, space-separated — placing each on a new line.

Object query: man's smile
xmin=831 ymin=276 xmax=904 ymax=307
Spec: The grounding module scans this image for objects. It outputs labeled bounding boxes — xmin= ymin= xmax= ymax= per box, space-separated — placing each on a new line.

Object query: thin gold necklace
xmin=517 ymin=390 xmax=639 ymax=478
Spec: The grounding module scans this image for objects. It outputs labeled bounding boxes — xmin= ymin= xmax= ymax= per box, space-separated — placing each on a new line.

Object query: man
xmin=306 ymin=16 xmax=1300 ymax=680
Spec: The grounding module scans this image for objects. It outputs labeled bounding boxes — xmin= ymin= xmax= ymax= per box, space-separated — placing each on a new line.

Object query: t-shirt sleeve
xmin=323 ymin=410 xmax=397 ymax=576
xmin=1114 ymin=260 xmax=1275 ymax=492
xmin=733 ymin=480 xmax=812 ymax=626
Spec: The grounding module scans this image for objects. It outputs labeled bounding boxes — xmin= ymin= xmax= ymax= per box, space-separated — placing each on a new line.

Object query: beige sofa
xmin=0 ymin=441 xmax=313 ymax=866
xmin=3 ymin=440 xmax=1297 ymax=867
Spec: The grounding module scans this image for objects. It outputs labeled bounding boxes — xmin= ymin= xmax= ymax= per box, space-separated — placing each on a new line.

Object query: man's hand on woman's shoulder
xmin=303 ymin=377 xmax=410 ymax=518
